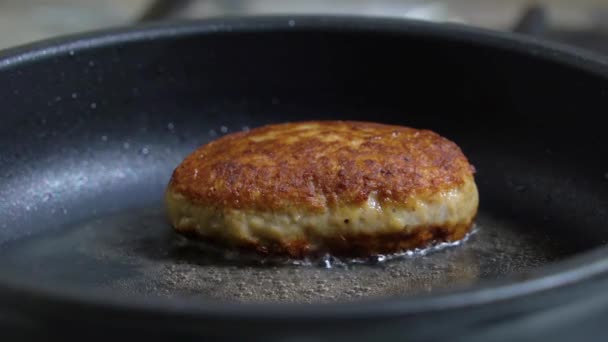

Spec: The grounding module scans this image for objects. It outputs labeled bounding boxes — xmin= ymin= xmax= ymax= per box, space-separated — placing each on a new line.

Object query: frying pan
xmin=2 ymin=16 xmax=608 ymax=341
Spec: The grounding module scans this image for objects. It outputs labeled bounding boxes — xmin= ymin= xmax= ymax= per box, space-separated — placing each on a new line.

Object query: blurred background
xmin=2 ymin=0 xmax=608 ymax=54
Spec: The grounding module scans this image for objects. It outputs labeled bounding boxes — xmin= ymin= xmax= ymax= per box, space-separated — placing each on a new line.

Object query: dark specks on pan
xmin=0 ymin=207 xmax=564 ymax=304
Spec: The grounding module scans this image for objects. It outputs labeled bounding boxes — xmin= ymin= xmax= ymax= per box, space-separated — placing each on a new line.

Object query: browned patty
xmin=166 ymin=120 xmax=478 ymax=258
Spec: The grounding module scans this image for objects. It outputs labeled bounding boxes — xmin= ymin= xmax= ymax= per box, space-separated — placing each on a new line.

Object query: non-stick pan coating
xmin=1 ymin=17 xmax=608 ymax=340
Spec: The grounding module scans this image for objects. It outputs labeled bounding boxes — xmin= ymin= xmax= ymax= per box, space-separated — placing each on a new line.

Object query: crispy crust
xmin=168 ymin=121 xmax=475 ymax=212
xmin=166 ymin=121 xmax=478 ymax=258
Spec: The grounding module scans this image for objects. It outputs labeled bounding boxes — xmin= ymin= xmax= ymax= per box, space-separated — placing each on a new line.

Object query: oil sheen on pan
xmin=165 ymin=121 xmax=479 ymax=259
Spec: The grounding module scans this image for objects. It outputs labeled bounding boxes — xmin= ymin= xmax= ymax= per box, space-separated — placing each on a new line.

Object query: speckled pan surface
xmin=1 ymin=16 xmax=608 ymax=340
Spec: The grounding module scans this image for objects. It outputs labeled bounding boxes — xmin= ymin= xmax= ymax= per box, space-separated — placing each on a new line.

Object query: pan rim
xmin=1 ymin=14 xmax=608 ymax=320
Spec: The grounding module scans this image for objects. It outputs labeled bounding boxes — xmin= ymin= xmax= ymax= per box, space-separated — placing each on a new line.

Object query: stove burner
xmin=513 ymin=5 xmax=608 ymax=55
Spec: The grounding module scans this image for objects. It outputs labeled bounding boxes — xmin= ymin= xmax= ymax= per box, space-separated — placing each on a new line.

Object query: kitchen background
xmin=1 ymin=0 xmax=608 ymax=54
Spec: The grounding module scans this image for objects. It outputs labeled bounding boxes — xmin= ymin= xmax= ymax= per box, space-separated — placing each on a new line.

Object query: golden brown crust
xmin=175 ymin=220 xmax=474 ymax=258
xmin=168 ymin=121 xmax=475 ymax=212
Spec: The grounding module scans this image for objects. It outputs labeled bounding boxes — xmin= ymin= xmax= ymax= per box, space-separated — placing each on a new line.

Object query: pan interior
xmin=0 ymin=100 xmax=603 ymax=304
xmin=1 ymin=26 xmax=608 ymax=304
xmin=0 ymin=205 xmax=568 ymax=303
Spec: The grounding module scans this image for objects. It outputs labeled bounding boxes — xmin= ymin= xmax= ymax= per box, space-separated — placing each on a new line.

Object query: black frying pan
xmin=2 ymin=16 xmax=608 ymax=341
